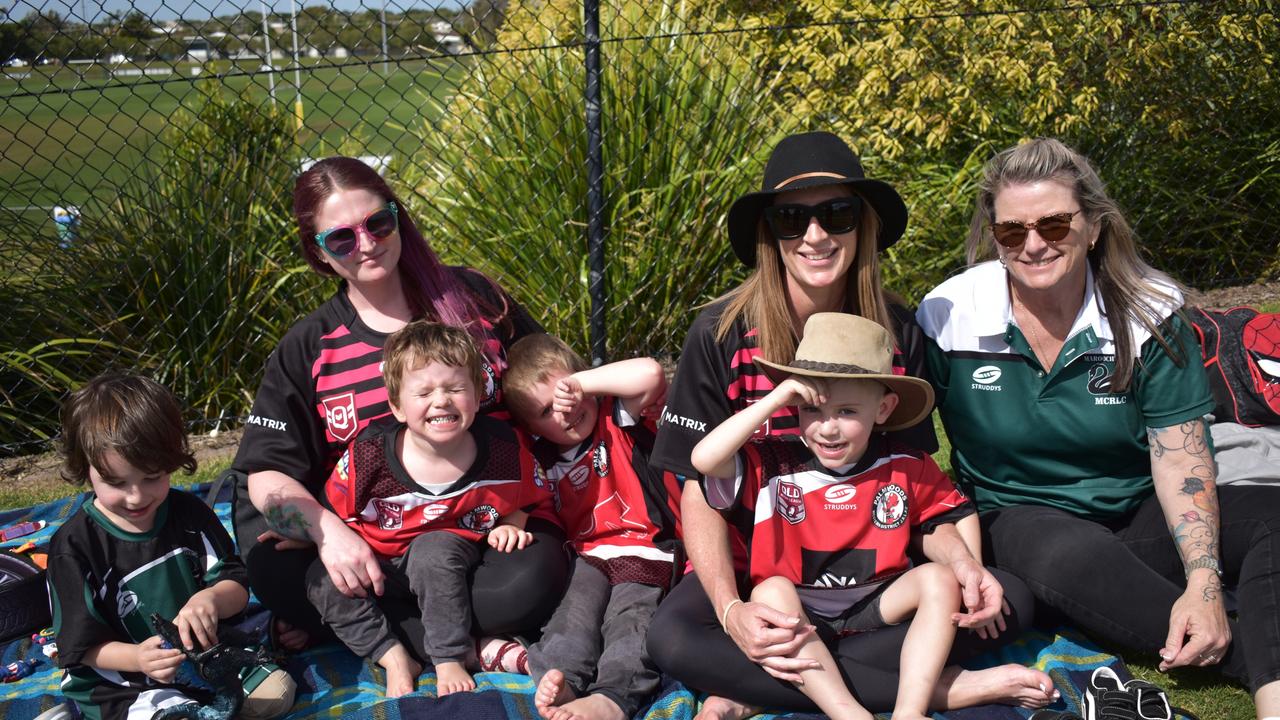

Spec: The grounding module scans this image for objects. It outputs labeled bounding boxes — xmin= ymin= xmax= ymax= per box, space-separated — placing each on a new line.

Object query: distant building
xmin=428 ymin=20 xmax=468 ymax=54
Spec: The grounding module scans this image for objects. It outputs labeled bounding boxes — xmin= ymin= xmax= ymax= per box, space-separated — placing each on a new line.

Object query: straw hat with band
xmin=753 ymin=312 xmax=934 ymax=432
xmin=727 ymin=131 xmax=908 ymax=267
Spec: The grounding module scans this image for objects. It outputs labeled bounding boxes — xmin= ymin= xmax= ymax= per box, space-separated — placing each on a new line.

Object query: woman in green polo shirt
xmin=917 ymin=137 xmax=1280 ymax=717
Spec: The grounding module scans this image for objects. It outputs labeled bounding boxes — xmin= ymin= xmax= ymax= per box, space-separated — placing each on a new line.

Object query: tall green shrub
xmin=402 ymin=0 xmax=800 ymax=357
xmin=0 ymin=88 xmax=315 ymax=448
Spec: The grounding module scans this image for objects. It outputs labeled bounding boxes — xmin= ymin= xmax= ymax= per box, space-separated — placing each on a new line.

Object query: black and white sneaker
xmin=1083 ymin=667 xmax=1138 ymax=720
xmin=1124 ymin=678 xmax=1172 ymax=720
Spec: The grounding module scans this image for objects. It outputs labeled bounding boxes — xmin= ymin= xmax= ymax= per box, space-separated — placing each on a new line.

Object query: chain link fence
xmin=2 ymin=0 xmax=1277 ymax=453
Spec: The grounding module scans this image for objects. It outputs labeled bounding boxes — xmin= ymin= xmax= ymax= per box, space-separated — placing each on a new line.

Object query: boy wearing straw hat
xmin=690 ymin=313 xmax=1000 ymax=720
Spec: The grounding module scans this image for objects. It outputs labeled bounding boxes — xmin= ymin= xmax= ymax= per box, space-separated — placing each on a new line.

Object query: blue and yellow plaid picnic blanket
xmin=0 ymin=485 xmax=1130 ymax=719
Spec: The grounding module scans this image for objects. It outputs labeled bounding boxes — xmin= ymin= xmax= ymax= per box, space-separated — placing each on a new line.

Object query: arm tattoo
xmin=264 ymin=503 xmax=311 ymax=540
xmin=1152 ymin=420 xmax=1221 ymax=600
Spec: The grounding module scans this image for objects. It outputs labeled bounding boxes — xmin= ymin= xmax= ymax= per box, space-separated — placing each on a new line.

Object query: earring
xmin=998 ymin=255 xmax=1007 ymax=268
xmin=1089 ymin=240 xmax=1097 ymax=250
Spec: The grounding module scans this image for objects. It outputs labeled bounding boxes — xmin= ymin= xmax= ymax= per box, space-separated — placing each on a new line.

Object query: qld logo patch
xmin=776 ymin=481 xmax=806 ymax=525
xmin=460 ymin=504 xmax=501 ymax=533
xmin=592 ymin=441 xmax=610 ymax=478
xmin=372 ymin=499 xmax=403 ymax=530
xmin=321 ymin=392 xmax=359 ymax=443
xmin=872 ymin=484 xmax=908 ymax=530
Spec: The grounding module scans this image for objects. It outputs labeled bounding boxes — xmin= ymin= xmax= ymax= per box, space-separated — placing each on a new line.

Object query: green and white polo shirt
xmin=917 ymin=261 xmax=1212 ymax=520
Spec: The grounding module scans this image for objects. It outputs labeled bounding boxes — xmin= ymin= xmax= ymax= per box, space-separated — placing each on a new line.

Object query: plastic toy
xmin=2 ymin=658 xmax=39 ymax=682
xmin=31 ymin=628 xmax=55 ymax=645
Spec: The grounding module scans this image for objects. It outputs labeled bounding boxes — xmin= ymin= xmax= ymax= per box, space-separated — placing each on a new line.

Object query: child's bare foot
xmin=376 ymin=644 xmax=422 ymax=698
xmin=935 ymin=664 xmax=1057 ymax=709
xmin=551 ymin=693 xmax=625 ymax=720
xmin=694 ymin=694 xmax=760 ymax=720
xmin=535 ymin=669 xmax=577 ymax=718
xmin=435 ymin=660 xmax=477 ymax=696
xmin=272 ymin=618 xmax=309 ymax=652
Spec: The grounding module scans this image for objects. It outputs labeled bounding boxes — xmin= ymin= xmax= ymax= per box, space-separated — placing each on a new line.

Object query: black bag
xmin=1186 ymin=306 xmax=1280 ymax=427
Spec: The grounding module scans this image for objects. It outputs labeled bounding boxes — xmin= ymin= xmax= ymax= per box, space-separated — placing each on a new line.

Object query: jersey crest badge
xmin=872 ymin=485 xmax=908 ymax=530
xmin=776 ymin=481 xmax=806 ymax=525
xmin=321 ymin=392 xmax=359 ymax=443
xmin=592 ymin=441 xmax=610 ymax=478
xmin=567 ymin=464 xmax=591 ymax=491
xmin=117 ymin=590 xmax=140 ymax=620
xmin=421 ymin=503 xmax=450 ymax=524
xmin=372 ymin=499 xmax=403 ymax=530
xmin=460 ymin=504 xmax=500 ymax=533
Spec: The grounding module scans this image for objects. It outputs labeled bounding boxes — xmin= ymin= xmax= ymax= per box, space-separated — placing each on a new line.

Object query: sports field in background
xmin=0 ymin=57 xmax=464 ymax=217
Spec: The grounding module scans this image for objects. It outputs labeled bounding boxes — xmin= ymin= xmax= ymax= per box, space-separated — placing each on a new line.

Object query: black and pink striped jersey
xmin=234 ymin=268 xmax=541 ymax=493
xmin=651 ymin=298 xmax=937 ymax=480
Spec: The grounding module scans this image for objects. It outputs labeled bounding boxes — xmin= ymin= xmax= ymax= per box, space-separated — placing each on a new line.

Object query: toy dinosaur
xmin=148 ymin=613 xmax=275 ymax=720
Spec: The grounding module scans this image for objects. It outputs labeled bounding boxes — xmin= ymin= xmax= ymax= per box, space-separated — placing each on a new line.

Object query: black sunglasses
xmin=763 ymin=198 xmax=862 ymax=240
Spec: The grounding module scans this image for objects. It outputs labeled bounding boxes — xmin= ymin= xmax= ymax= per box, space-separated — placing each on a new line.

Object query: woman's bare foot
xmin=694 ymin=694 xmax=760 ymax=720
xmin=535 ymin=669 xmax=578 ymax=719
xmin=376 ymin=644 xmax=422 ymax=698
xmin=272 ymin=618 xmax=309 ymax=652
xmin=550 ymin=694 xmax=625 ymax=720
xmin=933 ymin=663 xmax=1057 ymax=709
xmin=435 ymin=660 xmax=477 ymax=696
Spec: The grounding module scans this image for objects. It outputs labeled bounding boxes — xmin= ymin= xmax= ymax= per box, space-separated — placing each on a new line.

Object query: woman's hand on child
xmin=175 ymin=590 xmax=220 ymax=650
xmin=488 ymin=525 xmax=534 ymax=553
xmin=136 ymin=635 xmax=185 ymax=683
xmin=553 ymin=376 xmax=585 ymax=415
xmin=724 ymin=601 xmax=821 ymax=683
xmin=948 ymin=557 xmax=1004 ymax=630
xmin=317 ymin=518 xmax=386 ymax=599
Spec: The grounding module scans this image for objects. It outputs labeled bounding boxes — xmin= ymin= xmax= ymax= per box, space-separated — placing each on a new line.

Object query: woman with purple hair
xmin=231 ymin=157 xmax=568 ymax=661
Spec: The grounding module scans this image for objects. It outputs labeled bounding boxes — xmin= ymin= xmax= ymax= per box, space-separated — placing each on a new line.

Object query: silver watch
xmin=1185 ymin=556 xmax=1223 ymax=578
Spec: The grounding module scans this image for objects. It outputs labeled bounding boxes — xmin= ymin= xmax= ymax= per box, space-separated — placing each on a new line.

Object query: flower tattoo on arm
xmin=1151 ymin=420 xmax=1221 ymax=602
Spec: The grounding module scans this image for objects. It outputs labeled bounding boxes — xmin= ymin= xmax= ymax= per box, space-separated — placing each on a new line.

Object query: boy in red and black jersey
xmin=692 ymin=313 xmax=1000 ymax=720
xmin=503 ymin=334 xmax=681 ymax=720
xmin=306 ymin=322 xmax=553 ymax=698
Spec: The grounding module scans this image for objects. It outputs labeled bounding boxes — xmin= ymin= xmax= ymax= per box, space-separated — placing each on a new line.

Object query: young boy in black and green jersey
xmin=46 ymin=373 xmax=295 ymax=720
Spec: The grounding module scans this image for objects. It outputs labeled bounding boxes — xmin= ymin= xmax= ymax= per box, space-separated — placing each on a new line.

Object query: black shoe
xmin=1083 ymin=667 xmax=1138 ymax=720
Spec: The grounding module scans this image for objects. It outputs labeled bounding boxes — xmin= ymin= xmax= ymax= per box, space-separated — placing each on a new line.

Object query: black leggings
xmin=645 ymin=568 xmax=1034 ymax=712
xmin=982 ymin=484 xmax=1280 ymax=693
xmin=231 ymin=473 xmax=572 ymax=657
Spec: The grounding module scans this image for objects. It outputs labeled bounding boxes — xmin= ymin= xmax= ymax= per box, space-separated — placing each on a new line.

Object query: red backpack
xmin=1186 ymin=306 xmax=1280 ymax=427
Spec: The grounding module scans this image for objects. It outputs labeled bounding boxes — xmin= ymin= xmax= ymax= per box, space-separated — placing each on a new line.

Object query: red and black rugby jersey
xmin=651 ymin=299 xmax=937 ymax=480
xmin=706 ymin=436 xmax=971 ymax=615
xmin=234 ymin=268 xmax=541 ymax=492
xmin=323 ymin=415 xmax=553 ymax=558
xmin=535 ymin=397 xmax=682 ymax=588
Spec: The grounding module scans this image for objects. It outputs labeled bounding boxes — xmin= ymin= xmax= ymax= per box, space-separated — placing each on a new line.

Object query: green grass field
xmin=0 ymin=58 xmax=464 ymax=212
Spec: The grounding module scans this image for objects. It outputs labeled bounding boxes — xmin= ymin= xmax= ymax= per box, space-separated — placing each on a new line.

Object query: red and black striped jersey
xmin=324 ymin=415 xmax=554 ymax=559
xmin=535 ymin=397 xmax=682 ymax=588
xmin=651 ymin=299 xmax=937 ymax=480
xmin=234 ymin=268 xmax=541 ymax=493
xmin=706 ymin=437 xmax=971 ymax=616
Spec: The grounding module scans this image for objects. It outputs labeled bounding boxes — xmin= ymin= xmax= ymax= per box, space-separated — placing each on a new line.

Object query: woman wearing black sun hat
xmin=647 ymin=131 xmax=1054 ymax=717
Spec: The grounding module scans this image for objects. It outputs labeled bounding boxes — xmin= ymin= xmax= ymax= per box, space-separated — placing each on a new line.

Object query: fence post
xmin=583 ymin=0 xmax=606 ymax=365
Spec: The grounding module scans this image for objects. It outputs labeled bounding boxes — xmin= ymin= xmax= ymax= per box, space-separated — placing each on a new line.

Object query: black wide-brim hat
xmin=727 ymin=131 xmax=908 ymax=267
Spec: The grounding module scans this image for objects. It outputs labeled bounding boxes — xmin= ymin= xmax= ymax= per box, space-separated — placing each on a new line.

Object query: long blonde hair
xmin=715 ymin=192 xmax=896 ymax=363
xmin=965 ymin=138 xmax=1187 ymax=392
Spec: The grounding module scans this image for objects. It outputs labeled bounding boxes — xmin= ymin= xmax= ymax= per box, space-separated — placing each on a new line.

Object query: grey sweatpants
xmin=306 ymin=531 xmax=482 ymax=666
xmin=526 ymin=557 xmax=664 ymax=717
